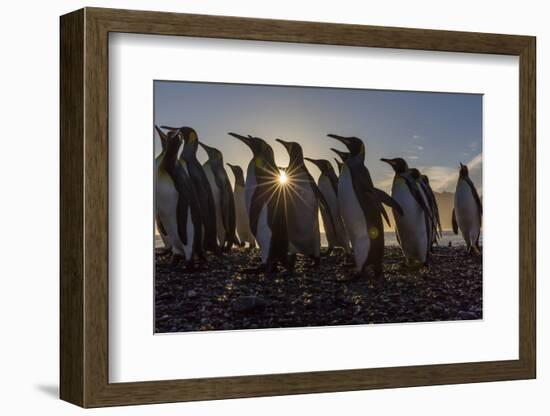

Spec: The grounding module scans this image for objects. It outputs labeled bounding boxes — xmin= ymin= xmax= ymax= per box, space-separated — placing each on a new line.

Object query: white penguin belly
xmin=156 ymin=172 xmax=192 ymax=259
xmin=338 ymin=166 xmax=369 ymax=271
xmin=318 ymin=176 xmax=350 ymax=251
xmin=234 ymin=186 xmax=255 ymax=245
xmin=286 ymin=175 xmax=320 ymax=257
xmin=204 ymin=164 xmax=225 ymax=245
xmin=455 ymin=180 xmax=481 ymax=246
xmin=256 ymin=205 xmax=272 ymax=264
xmin=392 ymin=178 xmax=428 ymax=263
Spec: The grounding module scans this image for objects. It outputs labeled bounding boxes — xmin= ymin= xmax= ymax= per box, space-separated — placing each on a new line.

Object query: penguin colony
xmin=155 ymin=126 xmax=482 ymax=280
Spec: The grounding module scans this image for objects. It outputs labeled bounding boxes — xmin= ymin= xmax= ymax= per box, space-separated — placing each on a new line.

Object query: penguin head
xmin=229 ymin=133 xmax=276 ymax=167
xmin=199 ymin=141 xmax=223 ymax=162
xmin=276 ymin=139 xmax=304 ymax=166
xmin=163 ymin=129 xmax=184 ymax=159
xmin=330 ymin=148 xmax=351 ymax=163
xmin=459 ymin=162 xmax=469 ymax=178
xmin=327 ymin=134 xmax=365 ymax=158
xmin=304 ymin=158 xmax=333 ymax=174
xmin=154 ymin=124 xmax=168 ymax=152
xmin=161 ymin=126 xmax=199 ymax=154
xmin=409 ymin=167 xmax=421 ymax=180
xmin=380 ymin=157 xmax=409 ymax=174
xmin=228 ymin=132 xmax=262 ymax=157
xmin=226 ymin=163 xmax=245 ymax=183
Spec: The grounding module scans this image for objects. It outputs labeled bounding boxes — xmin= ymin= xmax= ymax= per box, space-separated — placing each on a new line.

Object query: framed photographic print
xmin=60 ymin=7 xmax=536 ymax=408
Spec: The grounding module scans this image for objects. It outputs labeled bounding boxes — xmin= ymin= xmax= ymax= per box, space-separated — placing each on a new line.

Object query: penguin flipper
xmin=404 ymin=174 xmax=433 ymax=254
xmin=380 ymin=205 xmax=391 ymax=227
xmin=373 ymin=188 xmax=404 ymax=216
xmin=452 ymin=208 xmax=458 ymax=235
xmin=327 ymin=170 xmax=339 ymax=196
xmin=465 ymin=176 xmax=483 ymax=216
xmin=176 ymin=192 xmax=189 ymax=245
xmin=155 ymin=212 xmax=167 ymax=237
xmin=307 ymin=171 xmax=338 ymax=235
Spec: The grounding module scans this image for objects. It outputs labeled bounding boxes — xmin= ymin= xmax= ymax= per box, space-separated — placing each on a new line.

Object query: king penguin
xmin=276 ymin=139 xmax=335 ymax=270
xmin=161 ymin=126 xmax=219 ymax=256
xmin=304 ymin=157 xmax=350 ymax=255
xmin=154 ymin=125 xmax=172 ymax=253
xmin=227 ymin=163 xmax=256 ymax=249
xmin=155 ymin=129 xmax=202 ymax=268
xmin=328 ymin=134 xmax=403 ymax=280
xmin=410 ymin=168 xmax=442 ymax=248
xmin=228 ymin=133 xmax=288 ymax=272
xmin=199 ymin=142 xmax=239 ymax=250
xmin=381 ymin=158 xmax=434 ymax=268
xmin=452 ymin=163 xmax=482 ymax=254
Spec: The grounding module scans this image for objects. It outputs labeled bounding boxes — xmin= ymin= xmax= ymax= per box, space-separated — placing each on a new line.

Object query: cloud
xmin=418 ymin=153 xmax=482 ymax=193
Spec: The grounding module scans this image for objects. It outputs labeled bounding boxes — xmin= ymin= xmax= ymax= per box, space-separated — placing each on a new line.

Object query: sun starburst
xmin=278 ymin=170 xmax=288 ymax=185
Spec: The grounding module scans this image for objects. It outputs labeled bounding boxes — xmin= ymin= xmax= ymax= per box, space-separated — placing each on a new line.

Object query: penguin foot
xmin=471 ymin=245 xmax=482 ymax=256
xmin=312 ymin=256 xmax=321 ymax=269
xmin=169 ymin=254 xmax=184 ymax=268
xmin=419 ymin=264 xmax=430 ymax=275
xmin=155 ymin=247 xmax=172 ymax=257
xmin=286 ymin=254 xmax=297 ymax=273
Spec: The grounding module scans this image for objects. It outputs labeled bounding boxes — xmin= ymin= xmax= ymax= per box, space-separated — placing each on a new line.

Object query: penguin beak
xmin=228 ymin=132 xmax=253 ymax=148
xmin=228 ymin=132 xmax=250 ymax=144
xmin=380 ymin=158 xmax=394 ymax=165
xmin=330 ymin=148 xmax=348 ymax=161
xmin=327 ymin=133 xmax=348 ymax=145
xmin=160 ymin=125 xmax=181 ymax=131
xmin=275 ymin=138 xmax=290 ymax=151
xmin=198 ymin=141 xmax=213 ymax=156
xmin=154 ymin=125 xmax=168 ymax=145
xmin=304 ymin=157 xmax=321 ymax=169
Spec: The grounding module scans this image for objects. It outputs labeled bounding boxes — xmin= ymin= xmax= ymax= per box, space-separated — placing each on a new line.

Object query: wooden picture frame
xmin=60 ymin=7 xmax=536 ymax=408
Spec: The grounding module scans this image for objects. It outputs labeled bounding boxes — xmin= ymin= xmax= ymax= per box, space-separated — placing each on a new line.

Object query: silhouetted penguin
xmin=161 ymin=126 xmax=218 ymax=256
xmin=276 ymin=139 xmax=335 ymax=270
xmin=381 ymin=158 xmax=433 ymax=267
xmin=199 ymin=142 xmax=238 ymax=250
xmin=328 ymin=134 xmax=403 ymax=280
xmin=156 ymin=129 xmax=202 ymax=268
xmin=229 ymin=133 xmax=288 ymax=271
xmin=304 ymin=157 xmax=350 ymax=254
xmin=452 ymin=163 xmax=482 ymax=254
xmin=154 ymin=125 xmax=172 ymax=253
xmin=410 ymin=168 xmax=442 ymax=248
xmin=227 ymin=163 xmax=256 ymax=248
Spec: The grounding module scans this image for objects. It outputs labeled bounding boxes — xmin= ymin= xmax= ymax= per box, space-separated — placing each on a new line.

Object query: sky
xmin=153 ymin=81 xmax=482 ymax=195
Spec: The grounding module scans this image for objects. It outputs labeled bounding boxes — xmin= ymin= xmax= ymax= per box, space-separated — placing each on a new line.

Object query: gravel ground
xmin=154 ymin=245 xmax=482 ymax=333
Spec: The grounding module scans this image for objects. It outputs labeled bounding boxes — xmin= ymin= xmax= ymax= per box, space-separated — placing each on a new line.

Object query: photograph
xmin=153 ymin=80 xmax=483 ymax=333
